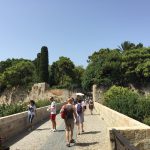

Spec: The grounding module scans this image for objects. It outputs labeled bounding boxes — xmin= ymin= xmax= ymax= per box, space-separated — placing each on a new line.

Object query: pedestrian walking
xmin=89 ymin=99 xmax=94 ymax=115
xmin=60 ymin=98 xmax=77 ymax=147
xmin=49 ymin=97 xmax=57 ymax=132
xmin=27 ymin=100 xmax=36 ymax=131
xmin=82 ymin=100 xmax=86 ymax=110
xmin=75 ymin=99 xmax=85 ymax=135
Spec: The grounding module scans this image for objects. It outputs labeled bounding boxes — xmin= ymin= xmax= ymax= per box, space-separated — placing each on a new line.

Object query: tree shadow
xmin=82 ymin=131 xmax=101 ymax=134
xmin=75 ymin=142 xmax=98 ymax=147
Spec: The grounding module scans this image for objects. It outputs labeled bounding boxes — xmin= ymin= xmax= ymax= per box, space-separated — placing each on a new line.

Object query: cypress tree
xmin=39 ymin=46 xmax=49 ymax=83
xmin=36 ymin=53 xmax=41 ymax=81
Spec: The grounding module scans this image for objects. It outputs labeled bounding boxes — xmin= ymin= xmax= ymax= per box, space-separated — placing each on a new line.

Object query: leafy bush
xmin=143 ymin=117 xmax=150 ymax=126
xmin=0 ymin=102 xmax=27 ymax=117
xmin=0 ymin=99 xmax=51 ymax=117
xmin=104 ymin=85 xmax=150 ymax=125
xmin=36 ymin=99 xmax=50 ymax=108
xmin=104 ymin=86 xmax=140 ymax=120
xmin=137 ymin=97 xmax=150 ymax=122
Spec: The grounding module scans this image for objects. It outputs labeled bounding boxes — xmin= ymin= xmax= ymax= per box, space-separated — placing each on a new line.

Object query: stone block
xmin=135 ymin=129 xmax=146 ymax=140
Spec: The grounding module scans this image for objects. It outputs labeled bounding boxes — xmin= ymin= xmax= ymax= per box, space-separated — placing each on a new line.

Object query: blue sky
xmin=0 ymin=0 xmax=150 ymax=67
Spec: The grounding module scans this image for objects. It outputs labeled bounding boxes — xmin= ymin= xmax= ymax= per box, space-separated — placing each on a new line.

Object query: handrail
xmin=112 ymin=129 xmax=139 ymax=150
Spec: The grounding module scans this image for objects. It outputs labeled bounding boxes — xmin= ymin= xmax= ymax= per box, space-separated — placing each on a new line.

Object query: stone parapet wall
xmin=109 ymin=127 xmax=150 ymax=150
xmin=0 ymin=103 xmax=63 ymax=144
xmin=94 ymin=102 xmax=149 ymax=128
xmin=94 ymin=102 xmax=150 ymax=150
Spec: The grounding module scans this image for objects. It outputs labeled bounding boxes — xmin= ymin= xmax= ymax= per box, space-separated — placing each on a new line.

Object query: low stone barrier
xmin=0 ymin=103 xmax=63 ymax=144
xmin=94 ymin=102 xmax=150 ymax=150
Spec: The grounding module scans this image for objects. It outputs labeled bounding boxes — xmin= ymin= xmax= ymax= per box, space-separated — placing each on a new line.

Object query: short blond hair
xmin=67 ymin=98 xmax=73 ymax=103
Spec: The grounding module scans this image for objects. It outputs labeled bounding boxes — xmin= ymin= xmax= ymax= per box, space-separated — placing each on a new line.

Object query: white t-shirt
xmin=50 ymin=101 xmax=56 ymax=114
xmin=82 ymin=101 xmax=86 ymax=106
xmin=28 ymin=105 xmax=36 ymax=115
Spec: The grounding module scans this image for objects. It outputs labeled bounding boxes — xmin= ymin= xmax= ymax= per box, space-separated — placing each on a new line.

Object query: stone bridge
xmin=0 ymin=102 xmax=150 ymax=150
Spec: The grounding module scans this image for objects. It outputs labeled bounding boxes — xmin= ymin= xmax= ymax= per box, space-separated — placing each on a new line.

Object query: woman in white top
xmin=49 ymin=97 xmax=57 ymax=132
xmin=75 ymin=99 xmax=85 ymax=135
xmin=28 ymin=100 xmax=36 ymax=130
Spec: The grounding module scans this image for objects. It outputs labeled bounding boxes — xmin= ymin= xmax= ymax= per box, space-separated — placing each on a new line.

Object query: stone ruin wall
xmin=0 ymin=83 xmax=72 ymax=104
xmin=25 ymin=83 xmax=71 ymax=102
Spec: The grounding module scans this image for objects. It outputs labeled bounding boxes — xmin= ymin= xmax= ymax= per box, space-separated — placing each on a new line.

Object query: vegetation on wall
xmin=104 ymin=86 xmax=150 ymax=125
xmin=0 ymin=99 xmax=50 ymax=117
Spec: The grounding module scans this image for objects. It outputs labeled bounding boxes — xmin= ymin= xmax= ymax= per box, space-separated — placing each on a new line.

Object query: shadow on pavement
xmin=36 ymin=128 xmax=51 ymax=131
xmin=5 ymin=119 xmax=49 ymax=147
xmin=85 ymin=114 xmax=100 ymax=116
xmin=82 ymin=131 xmax=101 ymax=134
xmin=75 ymin=142 xmax=98 ymax=147
xmin=56 ymin=129 xmax=65 ymax=132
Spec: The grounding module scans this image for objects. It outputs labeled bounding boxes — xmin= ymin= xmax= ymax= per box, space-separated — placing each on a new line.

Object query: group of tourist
xmin=27 ymin=96 xmax=94 ymax=147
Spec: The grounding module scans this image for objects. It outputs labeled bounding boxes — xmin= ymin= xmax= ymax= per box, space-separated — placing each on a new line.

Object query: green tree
xmin=118 ymin=41 xmax=143 ymax=51
xmin=39 ymin=46 xmax=49 ymax=83
xmin=33 ymin=53 xmax=41 ymax=82
xmin=0 ymin=61 xmax=35 ymax=88
xmin=72 ymin=66 xmax=85 ymax=90
xmin=83 ymin=49 xmax=122 ymax=90
xmin=122 ymin=47 xmax=150 ymax=86
xmin=49 ymin=62 xmax=60 ymax=86
xmin=104 ymin=86 xmax=140 ymax=120
xmin=50 ymin=57 xmax=75 ymax=88
xmin=82 ymin=63 xmax=95 ymax=91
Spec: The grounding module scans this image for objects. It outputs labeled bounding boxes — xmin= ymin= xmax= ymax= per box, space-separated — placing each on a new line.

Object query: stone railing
xmin=94 ymin=102 xmax=150 ymax=150
xmin=0 ymin=103 xmax=63 ymax=144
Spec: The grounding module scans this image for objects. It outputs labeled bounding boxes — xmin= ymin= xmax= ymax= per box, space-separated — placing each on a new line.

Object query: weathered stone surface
xmin=0 ymin=82 xmax=71 ymax=104
xmin=0 ymin=103 xmax=63 ymax=143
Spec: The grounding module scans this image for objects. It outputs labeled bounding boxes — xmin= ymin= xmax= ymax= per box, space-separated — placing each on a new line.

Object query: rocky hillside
xmin=0 ymin=83 xmax=72 ymax=104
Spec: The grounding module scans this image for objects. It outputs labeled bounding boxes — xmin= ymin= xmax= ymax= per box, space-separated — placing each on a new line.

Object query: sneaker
xmin=82 ymin=130 xmax=84 ymax=132
xmin=78 ymin=133 xmax=80 ymax=135
xmin=66 ymin=143 xmax=70 ymax=147
xmin=50 ymin=129 xmax=54 ymax=132
xmin=53 ymin=129 xmax=56 ymax=132
xmin=70 ymin=139 xmax=75 ymax=143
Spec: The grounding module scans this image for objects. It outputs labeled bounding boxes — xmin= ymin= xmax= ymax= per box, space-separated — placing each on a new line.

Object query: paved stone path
xmin=10 ymin=108 xmax=108 ymax=150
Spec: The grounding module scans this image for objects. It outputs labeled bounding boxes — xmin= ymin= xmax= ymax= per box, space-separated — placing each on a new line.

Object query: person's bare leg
xmin=70 ymin=129 xmax=73 ymax=140
xmin=54 ymin=120 xmax=56 ymax=129
xmin=66 ymin=130 xmax=69 ymax=143
xmin=81 ymin=123 xmax=84 ymax=132
xmin=65 ymin=129 xmax=70 ymax=147
xmin=77 ymin=124 xmax=80 ymax=134
xmin=51 ymin=120 xmax=55 ymax=129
